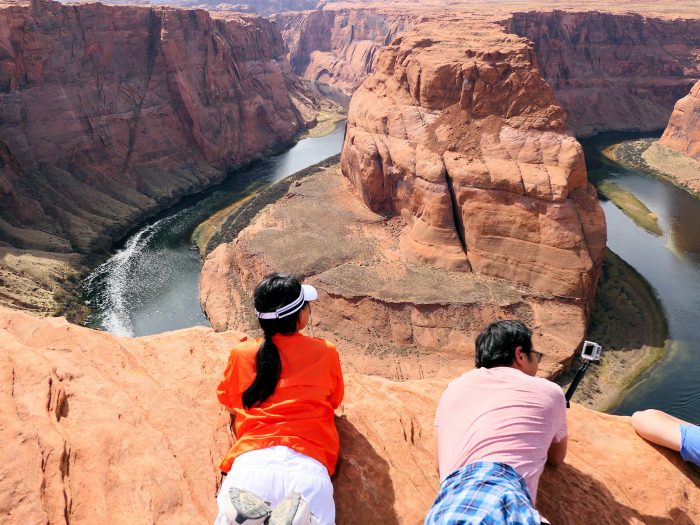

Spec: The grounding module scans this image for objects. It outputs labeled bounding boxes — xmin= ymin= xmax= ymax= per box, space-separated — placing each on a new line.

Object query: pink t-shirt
xmin=434 ymin=366 xmax=567 ymax=502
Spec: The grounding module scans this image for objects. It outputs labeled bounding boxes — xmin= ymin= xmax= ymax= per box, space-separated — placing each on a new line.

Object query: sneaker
xmin=222 ymin=486 xmax=271 ymax=525
xmin=268 ymin=491 xmax=312 ymax=525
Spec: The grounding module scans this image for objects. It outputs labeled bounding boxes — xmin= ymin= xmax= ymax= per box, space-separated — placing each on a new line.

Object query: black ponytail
xmin=242 ymin=273 xmax=304 ymax=409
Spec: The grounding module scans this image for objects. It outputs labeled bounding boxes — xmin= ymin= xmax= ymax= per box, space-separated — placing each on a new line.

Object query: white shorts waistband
xmin=234 ymin=446 xmax=328 ymax=476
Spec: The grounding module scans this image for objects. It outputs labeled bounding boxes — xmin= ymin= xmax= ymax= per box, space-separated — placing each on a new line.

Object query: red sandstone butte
xmin=506 ymin=11 xmax=700 ymax=137
xmin=1 ymin=307 xmax=699 ymax=524
xmin=341 ymin=20 xmax=606 ymax=305
xmin=660 ymin=79 xmax=700 ymax=162
xmin=0 ymin=0 xmax=314 ymax=254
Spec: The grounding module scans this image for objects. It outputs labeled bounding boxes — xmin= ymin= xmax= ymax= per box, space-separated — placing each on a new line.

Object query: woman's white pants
xmin=214 ymin=446 xmax=335 ymax=525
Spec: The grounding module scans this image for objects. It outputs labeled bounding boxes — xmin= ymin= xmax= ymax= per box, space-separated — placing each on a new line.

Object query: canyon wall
xmin=506 ymin=11 xmax=700 ymax=136
xmin=3 ymin=307 xmax=700 ymax=524
xmin=341 ymin=20 xmax=606 ymax=303
xmin=0 ymin=0 xmax=314 ymax=256
xmin=274 ymin=8 xmax=416 ymax=94
xmin=660 ymin=79 xmax=700 ymax=161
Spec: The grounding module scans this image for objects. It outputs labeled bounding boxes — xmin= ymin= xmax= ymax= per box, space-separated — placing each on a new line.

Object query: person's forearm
xmin=547 ymin=437 xmax=567 ymax=466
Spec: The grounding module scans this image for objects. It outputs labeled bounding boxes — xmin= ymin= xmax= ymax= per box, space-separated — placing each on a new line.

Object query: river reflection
xmin=583 ymin=133 xmax=700 ymax=422
xmin=82 ymin=123 xmax=346 ymax=337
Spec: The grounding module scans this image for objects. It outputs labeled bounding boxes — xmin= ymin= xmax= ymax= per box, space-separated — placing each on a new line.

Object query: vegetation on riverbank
xmin=603 ymin=138 xmax=700 ymax=198
xmin=194 ymin=154 xmax=343 ymax=257
xmin=192 ymin=190 xmax=260 ymax=256
xmin=557 ymin=249 xmax=668 ymax=412
xmin=301 ymin=109 xmax=347 ymax=139
xmin=597 ymin=178 xmax=663 ymax=236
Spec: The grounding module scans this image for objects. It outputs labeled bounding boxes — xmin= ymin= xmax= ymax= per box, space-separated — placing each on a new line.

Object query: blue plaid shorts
xmin=424 ymin=462 xmax=541 ymax=525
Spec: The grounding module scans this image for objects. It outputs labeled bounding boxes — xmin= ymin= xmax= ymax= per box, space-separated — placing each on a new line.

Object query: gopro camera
xmin=581 ymin=340 xmax=602 ymax=362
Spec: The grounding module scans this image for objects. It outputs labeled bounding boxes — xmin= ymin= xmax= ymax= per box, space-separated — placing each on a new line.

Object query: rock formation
xmin=0 ymin=0 xmax=314 ymax=256
xmin=341 ymin=20 xmax=606 ymax=302
xmin=506 ymin=11 xmax=700 ymax=136
xmin=274 ymin=8 xmax=416 ymax=94
xmin=660 ymin=79 xmax=700 ymax=162
xmin=2 ymin=307 xmax=699 ymax=524
xmin=201 ymin=20 xmax=607 ymax=379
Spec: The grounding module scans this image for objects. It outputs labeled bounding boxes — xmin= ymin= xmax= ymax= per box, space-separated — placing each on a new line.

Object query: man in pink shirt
xmin=426 ymin=320 xmax=567 ymax=525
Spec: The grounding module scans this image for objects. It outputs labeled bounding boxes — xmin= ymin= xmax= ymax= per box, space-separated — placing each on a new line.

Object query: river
xmin=582 ymin=133 xmax=700 ymax=423
xmin=82 ymin=123 xmax=346 ymax=337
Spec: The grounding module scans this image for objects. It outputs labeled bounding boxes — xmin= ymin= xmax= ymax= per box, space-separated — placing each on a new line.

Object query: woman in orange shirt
xmin=214 ymin=273 xmax=344 ymax=525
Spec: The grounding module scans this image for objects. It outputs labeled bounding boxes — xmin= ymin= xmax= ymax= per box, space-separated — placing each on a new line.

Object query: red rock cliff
xmin=2 ymin=307 xmax=699 ymax=524
xmin=341 ymin=20 xmax=606 ymax=304
xmin=660 ymin=79 xmax=700 ymax=161
xmin=506 ymin=10 xmax=700 ymax=136
xmin=274 ymin=8 xmax=416 ymax=94
xmin=0 ymin=0 xmax=312 ymax=254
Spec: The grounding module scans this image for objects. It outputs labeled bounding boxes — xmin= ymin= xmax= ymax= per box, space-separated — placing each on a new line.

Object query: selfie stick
xmin=565 ymin=341 xmax=602 ymax=408
xmin=565 ymin=361 xmax=591 ymax=408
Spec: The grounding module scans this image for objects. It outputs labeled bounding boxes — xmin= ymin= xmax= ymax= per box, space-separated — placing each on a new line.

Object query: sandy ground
xmin=557 ymin=249 xmax=667 ymax=411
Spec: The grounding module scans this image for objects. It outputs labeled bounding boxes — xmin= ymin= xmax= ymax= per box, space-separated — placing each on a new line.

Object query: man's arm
xmin=434 ymin=431 xmax=440 ymax=474
xmin=546 ymin=436 xmax=567 ymax=466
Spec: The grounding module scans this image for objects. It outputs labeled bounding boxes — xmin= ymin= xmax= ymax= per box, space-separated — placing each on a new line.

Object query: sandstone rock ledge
xmin=2 ymin=308 xmax=699 ymax=524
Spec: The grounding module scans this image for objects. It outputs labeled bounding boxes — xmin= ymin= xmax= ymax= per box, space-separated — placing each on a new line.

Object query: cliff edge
xmin=1 ymin=308 xmax=698 ymax=524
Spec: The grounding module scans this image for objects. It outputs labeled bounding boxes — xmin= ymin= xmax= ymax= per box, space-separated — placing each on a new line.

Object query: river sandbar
xmin=597 ymin=179 xmax=662 ymax=236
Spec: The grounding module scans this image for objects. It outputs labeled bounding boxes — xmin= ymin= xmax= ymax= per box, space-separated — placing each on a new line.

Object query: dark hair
xmin=242 ymin=273 xmax=305 ymax=409
xmin=475 ymin=320 xmax=532 ymax=368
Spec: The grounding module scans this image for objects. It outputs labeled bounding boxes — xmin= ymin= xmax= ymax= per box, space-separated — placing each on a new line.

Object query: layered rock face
xmin=660 ymin=79 xmax=700 ymax=161
xmin=3 ymin=307 xmax=700 ymax=524
xmin=0 ymin=0 xmax=312 ymax=255
xmin=341 ymin=21 xmax=606 ymax=304
xmin=274 ymin=8 xmax=416 ymax=94
xmin=506 ymin=11 xmax=700 ymax=136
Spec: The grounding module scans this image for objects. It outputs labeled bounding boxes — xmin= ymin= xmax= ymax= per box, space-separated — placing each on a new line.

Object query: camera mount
xmin=565 ymin=340 xmax=603 ymax=408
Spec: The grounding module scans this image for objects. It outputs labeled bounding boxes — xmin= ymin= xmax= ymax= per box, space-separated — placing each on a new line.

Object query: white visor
xmin=255 ymin=284 xmax=318 ymax=319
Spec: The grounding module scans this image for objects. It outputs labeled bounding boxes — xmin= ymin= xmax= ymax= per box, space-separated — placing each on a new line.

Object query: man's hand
xmin=546 ymin=436 xmax=567 ymax=466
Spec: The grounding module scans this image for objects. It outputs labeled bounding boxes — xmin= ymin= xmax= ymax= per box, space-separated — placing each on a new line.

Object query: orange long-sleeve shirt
xmin=217 ymin=332 xmax=344 ymax=475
